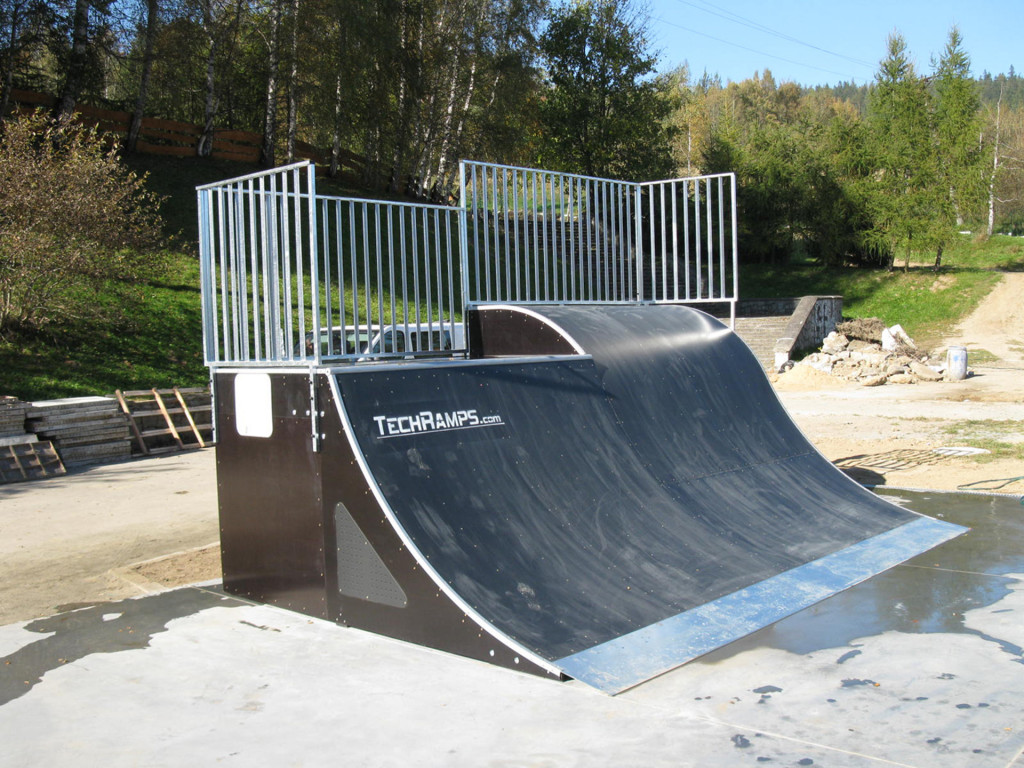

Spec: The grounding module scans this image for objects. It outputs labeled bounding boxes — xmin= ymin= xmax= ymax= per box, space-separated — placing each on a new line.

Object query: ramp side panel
xmin=215 ymin=372 xmax=328 ymax=619
xmin=315 ymin=374 xmax=558 ymax=679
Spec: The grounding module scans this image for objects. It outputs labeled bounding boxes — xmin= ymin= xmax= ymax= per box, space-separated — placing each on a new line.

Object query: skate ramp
xmin=331 ymin=304 xmax=963 ymax=693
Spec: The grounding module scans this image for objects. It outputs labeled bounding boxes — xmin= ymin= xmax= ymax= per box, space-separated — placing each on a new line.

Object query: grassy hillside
xmin=741 ymin=235 xmax=1023 ymax=349
xmin=1 ymin=156 xmax=1021 ymax=401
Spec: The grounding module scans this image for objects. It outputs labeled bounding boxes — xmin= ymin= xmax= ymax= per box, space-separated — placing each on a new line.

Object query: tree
xmin=866 ymin=33 xmax=937 ymax=271
xmin=538 ymin=0 xmax=672 ymax=180
xmin=932 ymin=27 xmax=983 ymax=261
xmin=125 ymin=0 xmax=160 ymax=152
xmin=0 ymin=111 xmax=167 ymax=333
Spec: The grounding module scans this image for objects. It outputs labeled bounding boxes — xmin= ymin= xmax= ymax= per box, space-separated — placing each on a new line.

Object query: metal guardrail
xmin=460 ymin=161 xmax=738 ymax=310
xmin=198 ymin=161 xmax=738 ymax=367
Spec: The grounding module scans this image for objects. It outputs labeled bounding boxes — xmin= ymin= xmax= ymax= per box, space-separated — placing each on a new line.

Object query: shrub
xmin=0 ymin=111 xmax=168 ymax=334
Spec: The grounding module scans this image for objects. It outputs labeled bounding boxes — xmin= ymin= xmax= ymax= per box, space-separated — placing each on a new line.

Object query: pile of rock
xmin=779 ymin=319 xmax=960 ymax=386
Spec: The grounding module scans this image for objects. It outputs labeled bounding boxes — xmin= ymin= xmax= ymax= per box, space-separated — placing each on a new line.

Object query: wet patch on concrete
xmin=0 ymin=587 xmax=244 ymax=706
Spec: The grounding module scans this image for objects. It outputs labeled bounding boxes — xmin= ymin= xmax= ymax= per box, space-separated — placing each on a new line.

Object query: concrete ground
xmin=2 ymin=489 xmax=1023 ymax=767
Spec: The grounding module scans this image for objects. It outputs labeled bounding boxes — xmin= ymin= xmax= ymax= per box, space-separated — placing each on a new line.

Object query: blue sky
xmin=646 ymin=0 xmax=1021 ymax=86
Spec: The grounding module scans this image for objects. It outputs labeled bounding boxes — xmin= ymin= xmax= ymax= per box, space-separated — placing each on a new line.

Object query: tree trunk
xmin=329 ymin=72 xmax=343 ymax=177
xmin=55 ymin=0 xmax=90 ymax=123
xmin=126 ymin=0 xmax=160 ymax=153
xmin=196 ymin=0 xmax=219 ymax=157
xmin=0 ymin=0 xmax=26 ymax=120
xmin=987 ymin=85 xmax=1003 ymax=237
xmin=261 ymin=0 xmax=283 ymax=167
xmin=284 ymin=0 xmax=299 ymax=163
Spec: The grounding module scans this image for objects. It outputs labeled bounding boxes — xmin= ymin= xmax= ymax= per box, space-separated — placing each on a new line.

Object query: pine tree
xmin=866 ymin=33 xmax=937 ymax=270
xmin=932 ymin=27 xmax=984 ymax=261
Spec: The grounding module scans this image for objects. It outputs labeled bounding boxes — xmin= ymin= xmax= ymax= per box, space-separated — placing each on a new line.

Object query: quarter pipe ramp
xmin=215 ymin=304 xmax=963 ymax=693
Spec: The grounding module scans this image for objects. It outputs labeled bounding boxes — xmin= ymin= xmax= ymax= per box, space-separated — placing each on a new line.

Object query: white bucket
xmin=947 ymin=346 xmax=968 ymax=381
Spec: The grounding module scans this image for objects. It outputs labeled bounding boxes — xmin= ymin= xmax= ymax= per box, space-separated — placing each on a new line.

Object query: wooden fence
xmin=8 ymin=89 xmax=365 ymax=183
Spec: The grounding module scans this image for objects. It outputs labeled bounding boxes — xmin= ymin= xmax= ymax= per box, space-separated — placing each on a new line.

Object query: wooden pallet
xmin=0 ymin=441 xmax=66 ymax=483
xmin=115 ymin=387 xmax=213 ymax=456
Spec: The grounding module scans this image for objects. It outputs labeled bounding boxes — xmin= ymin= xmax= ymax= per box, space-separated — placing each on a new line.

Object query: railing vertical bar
xmin=471 ymin=164 xmax=481 ymax=303
xmin=388 ymin=205 xmax=401 ymax=344
xmin=610 ymin=183 xmax=618 ymax=301
xmin=557 ymin=175 xmax=565 ymax=301
xmin=731 ymin=173 xmax=739 ymax=324
xmin=502 ymin=167 xmax=510 ymax=302
xmin=227 ymin=183 xmax=243 ymax=359
xmin=244 ymin=180 xmax=260 ymax=360
xmin=705 ymin=177 xmax=713 ymax=299
xmin=538 ymin=172 xmax=547 ymax=301
xmin=447 ymin=210 xmax=457 ymax=337
xmin=530 ymin=171 xmax=539 ymax=301
xmin=670 ymin=182 xmax=679 ymax=301
xmin=614 ymin=183 xmax=622 ymax=301
xmin=373 ymin=204 xmax=384 ymax=343
xmin=597 ymin=181 xmax=606 ymax=301
xmin=319 ymin=199 xmax=332 ymax=357
xmin=587 ymin=179 xmax=595 ymax=301
xmin=696 ymin=179 xmax=704 ymax=299
xmin=567 ymin=176 xmax=576 ymax=301
xmin=432 ymin=208 xmax=442 ymax=331
xmin=305 ymin=165 xmax=320 ymax=364
xmin=258 ymin=177 xmax=271 ymax=359
xmin=457 ymin=161 xmax=470 ymax=320
xmin=197 ymin=189 xmax=216 ymax=364
xmin=512 ymin=169 xmax=521 ymax=302
xmin=718 ymin=176 xmax=726 ymax=299
xmin=419 ymin=208 xmax=431 ymax=343
xmin=284 ymin=168 xmax=299 ymax=360
xmin=214 ymin=188 xmax=229 ymax=359
xmin=630 ymin=185 xmax=638 ymax=303
xmin=683 ymin=179 xmax=691 ymax=300
xmin=624 ymin=183 xmax=632 ymax=300
xmin=235 ymin=186 xmax=250 ymax=360
xmin=349 ymin=202 xmax=360 ymax=350
xmin=647 ymin=185 xmax=656 ymax=301
xmin=659 ymin=182 xmax=667 ymax=302
xmin=484 ymin=166 xmax=493 ymax=301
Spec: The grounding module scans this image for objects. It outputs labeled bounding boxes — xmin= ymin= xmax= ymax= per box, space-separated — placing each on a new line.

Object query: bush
xmin=0 ymin=111 xmax=168 ymax=334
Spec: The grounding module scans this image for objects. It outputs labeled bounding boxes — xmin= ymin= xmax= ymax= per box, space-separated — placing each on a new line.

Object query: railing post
xmin=459 ymin=160 xmax=471 ymax=323
xmin=306 ymin=162 xmax=321 ymax=365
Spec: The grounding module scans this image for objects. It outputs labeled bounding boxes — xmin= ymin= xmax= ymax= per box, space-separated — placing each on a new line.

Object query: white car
xmin=365 ymin=321 xmax=465 ymax=356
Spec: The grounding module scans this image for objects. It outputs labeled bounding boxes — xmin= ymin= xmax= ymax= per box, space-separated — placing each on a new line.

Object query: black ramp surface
xmin=334 ymin=304 xmax=964 ymax=693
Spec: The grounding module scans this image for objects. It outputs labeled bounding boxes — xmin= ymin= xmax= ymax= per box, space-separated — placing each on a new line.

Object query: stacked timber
xmin=0 ymin=397 xmax=66 ymax=483
xmin=0 ymin=396 xmax=29 ymax=439
xmin=26 ymin=396 xmax=131 ymax=467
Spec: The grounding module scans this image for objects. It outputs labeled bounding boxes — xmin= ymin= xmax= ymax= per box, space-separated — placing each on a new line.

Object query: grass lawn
xmin=0 ymin=254 xmax=207 ymax=400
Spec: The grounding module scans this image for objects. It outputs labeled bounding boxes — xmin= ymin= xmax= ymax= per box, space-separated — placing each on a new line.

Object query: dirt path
xmin=944 ymin=271 xmax=1024 ymax=363
xmin=775 ymin=271 xmax=1024 ymax=494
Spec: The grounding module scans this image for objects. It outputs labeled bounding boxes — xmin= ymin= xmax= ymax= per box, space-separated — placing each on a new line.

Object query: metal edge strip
xmin=326 ymin=373 xmax=563 ymax=677
xmin=556 ymin=515 xmax=967 ymax=695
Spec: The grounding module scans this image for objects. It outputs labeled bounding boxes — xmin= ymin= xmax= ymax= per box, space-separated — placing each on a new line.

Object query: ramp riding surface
xmin=334 ymin=305 xmax=963 ymax=693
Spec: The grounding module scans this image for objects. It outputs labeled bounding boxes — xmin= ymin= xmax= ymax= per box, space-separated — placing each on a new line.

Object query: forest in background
xmin=2 ymin=0 xmax=1024 ymax=267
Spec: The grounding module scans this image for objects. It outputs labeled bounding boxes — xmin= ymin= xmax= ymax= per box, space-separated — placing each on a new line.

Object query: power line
xmin=652 ymin=15 xmax=864 ymax=81
xmin=672 ymin=0 xmax=876 ymax=70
